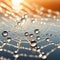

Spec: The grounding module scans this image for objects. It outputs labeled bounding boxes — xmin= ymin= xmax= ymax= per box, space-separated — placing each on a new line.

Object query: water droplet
xmin=14 ymin=51 xmax=19 ymax=59
xmin=7 ymin=37 xmax=11 ymax=42
xmin=36 ymin=46 xmax=40 ymax=52
xmin=29 ymin=34 xmax=34 ymax=38
xmin=17 ymin=22 xmax=21 ymax=25
xmin=24 ymin=14 xmax=29 ymax=18
xmin=45 ymin=38 xmax=50 ymax=42
xmin=30 ymin=40 xmax=37 ymax=48
xmin=31 ymin=20 xmax=35 ymax=24
xmin=20 ymin=18 xmax=26 ymax=24
xmin=2 ymin=31 xmax=8 ymax=37
xmin=34 ymin=29 xmax=40 ymax=34
xmin=39 ymin=53 xmax=42 ymax=58
xmin=41 ymin=55 xmax=47 ymax=59
xmin=24 ymin=32 xmax=29 ymax=37
xmin=36 ymin=36 xmax=41 ymax=40
xmin=41 ymin=52 xmax=47 ymax=59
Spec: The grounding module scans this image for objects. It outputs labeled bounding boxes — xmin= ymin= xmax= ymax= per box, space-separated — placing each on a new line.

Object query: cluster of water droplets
xmin=0 ymin=7 xmax=60 ymax=60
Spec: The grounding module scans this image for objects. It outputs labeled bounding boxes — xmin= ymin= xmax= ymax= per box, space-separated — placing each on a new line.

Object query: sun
xmin=12 ymin=0 xmax=24 ymax=12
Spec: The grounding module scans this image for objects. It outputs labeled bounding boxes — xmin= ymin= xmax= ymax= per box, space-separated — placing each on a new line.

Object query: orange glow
xmin=0 ymin=0 xmax=60 ymax=16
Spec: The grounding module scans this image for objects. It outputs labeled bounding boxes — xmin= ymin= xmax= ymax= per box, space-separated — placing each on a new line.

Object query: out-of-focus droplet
xmin=24 ymin=14 xmax=29 ymax=19
xmin=17 ymin=22 xmax=21 ymax=25
xmin=31 ymin=20 xmax=36 ymax=24
xmin=20 ymin=18 xmax=26 ymax=24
